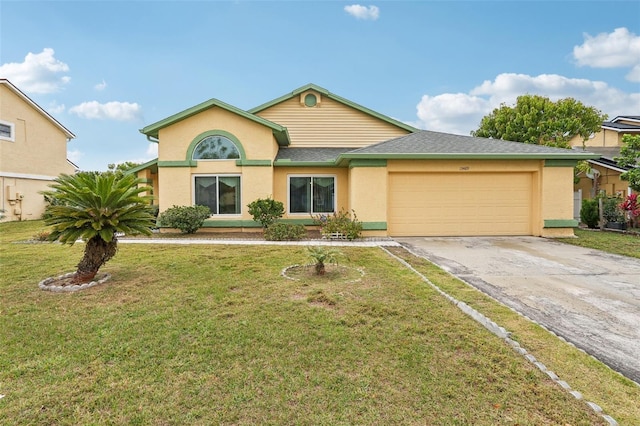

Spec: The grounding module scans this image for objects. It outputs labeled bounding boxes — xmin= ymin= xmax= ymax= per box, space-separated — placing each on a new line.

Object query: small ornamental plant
xmin=312 ymin=209 xmax=363 ymax=240
xmin=307 ymin=246 xmax=343 ymax=275
xmin=158 ymin=205 xmax=211 ymax=234
xmin=247 ymin=197 xmax=284 ymax=229
xmin=620 ymin=193 xmax=639 ymax=228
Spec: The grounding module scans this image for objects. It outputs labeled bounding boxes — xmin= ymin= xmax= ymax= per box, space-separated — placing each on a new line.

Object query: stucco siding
xmin=0 ymin=85 xmax=73 ymax=178
xmin=157 ymin=107 xmax=278 ymax=162
xmin=256 ymin=94 xmax=411 ymax=148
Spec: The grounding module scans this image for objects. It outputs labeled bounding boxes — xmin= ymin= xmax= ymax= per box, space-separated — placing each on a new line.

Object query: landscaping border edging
xmin=39 ymin=273 xmax=112 ymax=293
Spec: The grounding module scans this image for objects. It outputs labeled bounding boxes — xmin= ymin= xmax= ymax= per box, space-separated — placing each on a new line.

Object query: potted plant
xmin=602 ymin=196 xmax=626 ymax=230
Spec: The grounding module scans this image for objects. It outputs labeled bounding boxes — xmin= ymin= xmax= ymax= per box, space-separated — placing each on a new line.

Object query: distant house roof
xmin=601 ymin=116 xmax=640 ymax=132
xmin=0 ymin=79 xmax=75 ymax=139
xmin=249 ymin=83 xmax=418 ymax=134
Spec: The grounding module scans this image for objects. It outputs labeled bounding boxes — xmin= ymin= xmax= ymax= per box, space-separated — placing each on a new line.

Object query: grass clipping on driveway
xmin=0 ymin=223 xmax=609 ymax=424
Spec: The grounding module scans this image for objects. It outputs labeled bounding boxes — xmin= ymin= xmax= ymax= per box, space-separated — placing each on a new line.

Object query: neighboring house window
xmin=0 ymin=120 xmax=15 ymax=142
xmin=288 ymin=175 xmax=336 ymax=214
xmin=192 ymin=135 xmax=240 ymax=160
xmin=194 ymin=175 xmax=241 ymax=215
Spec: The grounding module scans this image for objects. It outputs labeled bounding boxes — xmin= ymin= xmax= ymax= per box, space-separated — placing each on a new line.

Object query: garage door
xmin=388 ymin=172 xmax=533 ymax=236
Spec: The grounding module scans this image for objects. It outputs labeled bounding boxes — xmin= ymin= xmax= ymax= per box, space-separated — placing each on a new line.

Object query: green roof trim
xmin=235 ymin=159 xmax=272 ymax=166
xmin=544 ymin=159 xmax=580 ymax=167
xmin=337 ymin=152 xmax=600 ymax=162
xmin=139 ymin=98 xmax=290 ymax=146
xmin=158 ymin=160 xmax=197 ymax=167
xmin=126 ymin=158 xmax=158 ymax=175
xmin=248 ymin=83 xmax=418 ymax=134
xmin=544 ymin=219 xmax=579 ymax=228
xmin=349 ymin=159 xmax=387 ymax=168
xmin=273 ymin=159 xmax=343 ymax=168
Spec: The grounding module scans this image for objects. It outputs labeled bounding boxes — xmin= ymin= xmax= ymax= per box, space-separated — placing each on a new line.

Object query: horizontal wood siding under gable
xmin=255 ymin=95 xmax=411 ymax=148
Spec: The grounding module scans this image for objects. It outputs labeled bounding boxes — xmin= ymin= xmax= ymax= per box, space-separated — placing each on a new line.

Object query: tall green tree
xmin=43 ymin=172 xmax=156 ymax=284
xmin=471 ymin=95 xmax=607 ymax=148
xmin=616 ymin=134 xmax=640 ymax=191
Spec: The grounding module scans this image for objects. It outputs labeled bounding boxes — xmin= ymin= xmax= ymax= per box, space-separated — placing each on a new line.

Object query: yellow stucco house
xmin=572 ymin=116 xmax=639 ymax=200
xmin=134 ymin=84 xmax=597 ymax=237
xmin=0 ymin=79 xmax=77 ymax=222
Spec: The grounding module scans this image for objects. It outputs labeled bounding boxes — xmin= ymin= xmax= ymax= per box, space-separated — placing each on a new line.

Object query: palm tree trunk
xmin=73 ymin=236 xmax=118 ymax=284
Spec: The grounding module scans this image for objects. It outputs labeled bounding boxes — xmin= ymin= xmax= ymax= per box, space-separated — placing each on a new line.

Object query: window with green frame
xmin=192 ymin=135 xmax=240 ymax=160
xmin=288 ymin=175 xmax=335 ymax=214
xmin=194 ymin=175 xmax=241 ymax=215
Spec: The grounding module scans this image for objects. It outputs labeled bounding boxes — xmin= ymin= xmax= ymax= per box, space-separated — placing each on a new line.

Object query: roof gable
xmin=0 ymin=79 xmax=75 ymax=139
xmin=248 ymin=83 xmax=417 ymax=134
xmin=140 ymin=98 xmax=290 ymax=146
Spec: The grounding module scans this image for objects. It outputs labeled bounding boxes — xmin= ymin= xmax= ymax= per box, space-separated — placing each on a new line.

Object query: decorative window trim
xmin=299 ymin=90 xmax=321 ymax=108
xmin=0 ymin=120 xmax=15 ymax=142
xmin=193 ymin=174 xmax=242 ymax=216
xmin=287 ymin=174 xmax=336 ymax=215
xmin=185 ymin=130 xmax=246 ymax=162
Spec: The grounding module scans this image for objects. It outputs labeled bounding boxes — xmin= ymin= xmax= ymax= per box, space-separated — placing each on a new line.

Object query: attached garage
xmin=344 ymin=130 xmax=597 ymax=238
xmin=388 ymin=172 xmax=533 ymax=236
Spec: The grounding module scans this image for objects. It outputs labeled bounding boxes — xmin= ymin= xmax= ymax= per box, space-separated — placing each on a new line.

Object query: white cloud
xmin=573 ymin=27 xmax=640 ymax=82
xmin=47 ymin=102 xmax=66 ymax=115
xmin=415 ymin=73 xmax=639 ymax=135
xmin=344 ymin=4 xmax=379 ymax=20
xmin=94 ymin=79 xmax=107 ymax=91
xmin=146 ymin=143 xmax=158 ymax=158
xmin=67 ymin=149 xmax=84 ymax=165
xmin=0 ymin=48 xmax=70 ymax=93
xmin=69 ymin=101 xmax=143 ymax=121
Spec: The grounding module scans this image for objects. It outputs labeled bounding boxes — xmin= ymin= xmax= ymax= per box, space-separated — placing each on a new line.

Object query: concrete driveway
xmin=395 ymin=236 xmax=640 ymax=384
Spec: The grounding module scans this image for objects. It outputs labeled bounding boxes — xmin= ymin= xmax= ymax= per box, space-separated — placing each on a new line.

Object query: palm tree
xmin=43 ymin=172 xmax=156 ymax=284
xmin=307 ymin=246 xmax=343 ymax=275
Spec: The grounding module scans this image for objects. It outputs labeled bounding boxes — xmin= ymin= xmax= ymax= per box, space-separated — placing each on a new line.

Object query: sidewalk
xmin=118 ymin=237 xmax=400 ymax=247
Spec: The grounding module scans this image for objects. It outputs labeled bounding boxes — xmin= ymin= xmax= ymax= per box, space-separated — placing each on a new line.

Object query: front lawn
xmin=0 ymin=221 xmax=633 ymax=424
xmin=558 ymin=228 xmax=640 ymax=259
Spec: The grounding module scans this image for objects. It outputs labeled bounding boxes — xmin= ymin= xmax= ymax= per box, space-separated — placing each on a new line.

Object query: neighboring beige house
xmin=0 ymin=79 xmax=76 ymax=221
xmin=133 ymin=83 xmax=597 ymax=237
xmin=572 ymin=116 xmax=639 ymax=200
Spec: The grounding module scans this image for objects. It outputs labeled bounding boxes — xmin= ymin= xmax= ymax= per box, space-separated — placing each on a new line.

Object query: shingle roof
xmin=601 ymin=121 xmax=640 ymax=132
xmin=348 ymin=130 xmax=595 ymax=156
xmin=275 ymin=147 xmax=353 ymax=162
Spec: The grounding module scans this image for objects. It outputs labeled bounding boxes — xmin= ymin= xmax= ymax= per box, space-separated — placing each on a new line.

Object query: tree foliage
xmin=471 ymin=95 xmax=607 ymax=148
xmin=43 ymin=172 xmax=156 ymax=283
xmin=615 ymin=134 xmax=640 ymax=192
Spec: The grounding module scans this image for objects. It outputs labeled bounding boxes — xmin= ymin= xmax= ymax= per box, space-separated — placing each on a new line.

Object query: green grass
xmin=557 ymin=228 xmax=640 ymax=259
xmin=0 ymin=221 xmax=628 ymax=424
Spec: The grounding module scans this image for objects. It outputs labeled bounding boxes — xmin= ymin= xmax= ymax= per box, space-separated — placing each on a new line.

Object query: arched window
xmin=192 ymin=135 xmax=240 ymax=160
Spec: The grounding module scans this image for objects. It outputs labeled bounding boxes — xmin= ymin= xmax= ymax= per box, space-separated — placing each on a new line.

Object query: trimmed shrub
xmin=264 ymin=222 xmax=307 ymax=241
xmin=158 ymin=205 xmax=211 ymax=234
xmin=247 ymin=197 xmax=284 ymax=229
xmin=580 ymin=199 xmax=599 ymax=229
xmin=313 ymin=209 xmax=363 ymax=240
xmin=602 ymin=196 xmax=624 ymax=223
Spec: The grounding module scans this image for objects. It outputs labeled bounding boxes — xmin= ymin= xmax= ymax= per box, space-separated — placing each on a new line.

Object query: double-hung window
xmin=194 ymin=175 xmax=241 ymax=215
xmin=288 ymin=175 xmax=336 ymax=214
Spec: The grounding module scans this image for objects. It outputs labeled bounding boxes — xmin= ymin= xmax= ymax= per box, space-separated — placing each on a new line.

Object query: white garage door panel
xmin=389 ymin=172 xmax=532 ymax=236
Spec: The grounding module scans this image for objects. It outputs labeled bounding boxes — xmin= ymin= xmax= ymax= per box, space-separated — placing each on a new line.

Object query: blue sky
xmin=1 ymin=0 xmax=639 ymax=171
